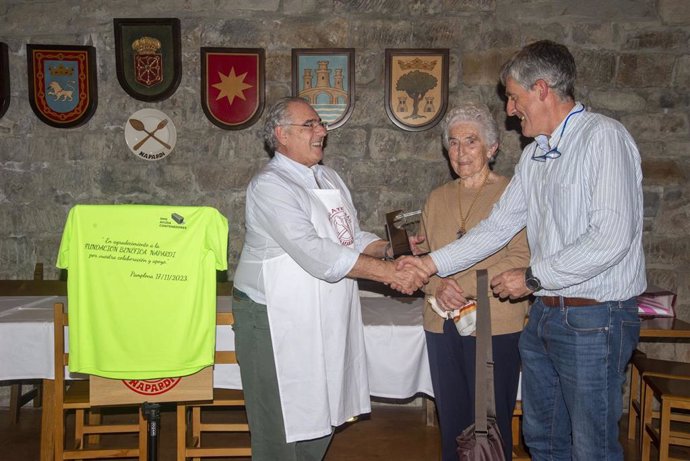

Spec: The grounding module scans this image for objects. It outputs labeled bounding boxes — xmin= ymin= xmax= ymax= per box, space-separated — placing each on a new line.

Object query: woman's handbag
xmin=456 ymin=269 xmax=506 ymax=461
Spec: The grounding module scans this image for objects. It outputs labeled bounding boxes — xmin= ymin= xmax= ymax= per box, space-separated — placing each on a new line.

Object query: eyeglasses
xmin=531 ymin=143 xmax=562 ymax=162
xmin=282 ymin=120 xmax=329 ymax=130
xmin=531 ymin=105 xmax=585 ymax=162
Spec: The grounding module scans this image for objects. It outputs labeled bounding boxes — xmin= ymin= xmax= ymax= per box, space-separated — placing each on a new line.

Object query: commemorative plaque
xmin=384 ymin=209 xmax=422 ymax=258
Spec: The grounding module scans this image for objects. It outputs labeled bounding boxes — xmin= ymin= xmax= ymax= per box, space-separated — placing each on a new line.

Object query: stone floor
xmin=0 ymin=402 xmax=687 ymax=460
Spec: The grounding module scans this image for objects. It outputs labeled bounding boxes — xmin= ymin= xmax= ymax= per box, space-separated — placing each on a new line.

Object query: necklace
xmin=456 ymin=170 xmax=490 ymax=239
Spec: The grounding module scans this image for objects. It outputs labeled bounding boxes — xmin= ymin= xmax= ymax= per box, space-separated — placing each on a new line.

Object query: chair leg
xmin=424 ymin=397 xmax=437 ymax=427
xmin=86 ymin=409 xmax=101 ymax=445
xmin=35 ymin=382 xmax=43 ymax=408
xmin=192 ymin=406 xmax=202 ymax=461
xmin=659 ymin=400 xmax=671 ymax=461
xmin=9 ymin=384 xmax=20 ymax=425
xmin=192 ymin=406 xmax=202 ymax=448
xmin=54 ymin=410 xmax=64 ymax=461
xmin=638 ymin=374 xmax=650 ymax=453
xmin=74 ymin=409 xmax=85 ymax=449
xmin=139 ymin=408 xmax=148 ymax=461
xmin=641 ymin=380 xmax=654 ymax=461
xmin=177 ymin=404 xmax=187 ymax=461
xmin=512 ymin=414 xmax=520 ymax=447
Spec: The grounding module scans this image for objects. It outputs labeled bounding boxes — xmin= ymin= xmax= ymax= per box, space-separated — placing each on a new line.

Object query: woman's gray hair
xmin=441 ymin=102 xmax=500 ymax=151
xmin=499 ymin=40 xmax=576 ymax=101
xmin=263 ymin=97 xmax=304 ymax=151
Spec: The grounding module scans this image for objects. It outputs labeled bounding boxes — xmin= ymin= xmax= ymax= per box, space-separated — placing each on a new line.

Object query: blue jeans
xmin=519 ymin=298 xmax=640 ymax=461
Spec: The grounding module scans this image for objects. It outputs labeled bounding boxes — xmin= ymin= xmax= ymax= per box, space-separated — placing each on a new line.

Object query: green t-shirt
xmin=56 ymin=204 xmax=228 ymax=379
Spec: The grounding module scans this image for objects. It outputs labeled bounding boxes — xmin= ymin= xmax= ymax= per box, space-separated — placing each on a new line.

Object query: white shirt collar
xmin=274 ymin=152 xmax=321 ymax=188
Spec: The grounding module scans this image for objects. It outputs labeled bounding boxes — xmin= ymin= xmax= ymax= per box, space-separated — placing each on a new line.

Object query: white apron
xmin=262 ymin=186 xmax=370 ymax=443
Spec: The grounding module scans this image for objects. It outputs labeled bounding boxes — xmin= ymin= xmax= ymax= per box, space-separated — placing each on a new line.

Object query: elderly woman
xmin=417 ymin=102 xmax=529 ymax=461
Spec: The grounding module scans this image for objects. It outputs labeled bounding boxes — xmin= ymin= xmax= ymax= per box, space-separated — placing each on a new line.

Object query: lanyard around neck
xmin=531 ymin=104 xmax=585 ymax=162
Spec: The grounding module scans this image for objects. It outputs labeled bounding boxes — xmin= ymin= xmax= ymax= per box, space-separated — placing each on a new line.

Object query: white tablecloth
xmin=360 ymin=297 xmax=433 ymax=398
xmin=0 ymin=295 xmax=432 ymax=400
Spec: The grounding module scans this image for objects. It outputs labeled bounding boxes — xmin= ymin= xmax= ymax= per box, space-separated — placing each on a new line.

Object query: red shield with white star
xmin=201 ymin=48 xmax=265 ymax=130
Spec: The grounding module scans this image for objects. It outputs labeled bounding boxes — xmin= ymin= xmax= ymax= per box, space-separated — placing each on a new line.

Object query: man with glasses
xmin=402 ymin=41 xmax=645 ymax=460
xmin=233 ymin=97 xmax=429 ymax=460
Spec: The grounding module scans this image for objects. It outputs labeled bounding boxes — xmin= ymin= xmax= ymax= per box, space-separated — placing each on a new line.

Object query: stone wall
xmin=0 ymin=1 xmax=688 ymax=348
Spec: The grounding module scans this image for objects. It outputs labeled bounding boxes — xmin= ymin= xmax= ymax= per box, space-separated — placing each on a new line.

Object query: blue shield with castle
xmin=292 ymin=49 xmax=355 ymax=130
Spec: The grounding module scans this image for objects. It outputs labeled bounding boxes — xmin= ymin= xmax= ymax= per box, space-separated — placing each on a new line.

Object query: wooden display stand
xmin=90 ymin=366 xmax=213 ymax=405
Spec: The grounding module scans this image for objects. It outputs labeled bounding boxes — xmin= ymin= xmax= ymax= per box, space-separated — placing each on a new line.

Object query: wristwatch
xmin=525 ymin=267 xmax=542 ymax=292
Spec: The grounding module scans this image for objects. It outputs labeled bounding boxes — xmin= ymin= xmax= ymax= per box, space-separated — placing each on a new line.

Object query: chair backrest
xmin=53 ymin=302 xmax=69 ymax=400
xmin=0 ymin=262 xmax=66 ymax=296
xmin=0 ymin=280 xmax=67 ymax=296
xmin=215 ymin=310 xmax=237 ymax=364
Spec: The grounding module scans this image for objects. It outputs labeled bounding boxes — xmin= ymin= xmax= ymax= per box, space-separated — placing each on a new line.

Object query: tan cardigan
xmin=419 ymin=175 xmax=530 ymax=335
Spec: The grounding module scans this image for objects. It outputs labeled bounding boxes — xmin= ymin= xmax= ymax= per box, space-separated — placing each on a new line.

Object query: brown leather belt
xmin=540 ymin=296 xmax=600 ymax=307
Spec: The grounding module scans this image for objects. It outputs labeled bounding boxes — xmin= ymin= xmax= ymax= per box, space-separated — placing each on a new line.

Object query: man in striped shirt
xmin=405 ymin=41 xmax=645 ymax=460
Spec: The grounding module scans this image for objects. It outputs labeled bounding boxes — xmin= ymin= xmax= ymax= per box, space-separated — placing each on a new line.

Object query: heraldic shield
xmin=385 ymin=49 xmax=449 ymax=132
xmin=0 ymin=42 xmax=9 ymax=119
xmin=27 ymin=44 xmax=97 ymax=128
xmin=291 ymin=48 xmax=355 ymax=130
xmin=201 ymin=47 xmax=265 ymax=130
xmin=114 ymin=18 xmax=181 ymax=102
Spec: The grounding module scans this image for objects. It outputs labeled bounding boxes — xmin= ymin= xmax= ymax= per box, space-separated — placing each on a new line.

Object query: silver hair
xmin=263 ymin=97 xmax=306 ymax=152
xmin=499 ymin=40 xmax=576 ymax=101
xmin=441 ymin=102 xmax=500 ymax=151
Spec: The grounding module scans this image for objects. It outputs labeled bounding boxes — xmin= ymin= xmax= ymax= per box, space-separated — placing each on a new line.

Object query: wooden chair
xmin=176 ymin=309 xmax=251 ymax=460
xmin=53 ymin=302 xmax=147 ymax=460
xmin=641 ymin=374 xmax=690 ymax=461
xmin=627 ymin=349 xmax=690 ymax=446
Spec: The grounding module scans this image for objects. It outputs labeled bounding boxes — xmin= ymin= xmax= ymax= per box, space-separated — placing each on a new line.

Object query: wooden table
xmin=640 ymin=317 xmax=690 ymax=339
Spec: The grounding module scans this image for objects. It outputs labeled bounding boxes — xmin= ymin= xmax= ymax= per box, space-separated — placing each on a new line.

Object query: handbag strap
xmin=474 ymin=269 xmax=496 ymax=434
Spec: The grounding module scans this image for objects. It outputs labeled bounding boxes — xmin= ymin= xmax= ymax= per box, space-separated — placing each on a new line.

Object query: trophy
xmin=384 ymin=209 xmax=423 ymax=258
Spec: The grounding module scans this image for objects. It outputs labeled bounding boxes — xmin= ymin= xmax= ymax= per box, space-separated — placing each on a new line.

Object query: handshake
xmin=384 ymin=255 xmax=437 ymax=295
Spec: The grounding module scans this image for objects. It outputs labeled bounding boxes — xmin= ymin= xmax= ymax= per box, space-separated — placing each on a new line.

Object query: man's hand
xmin=434 ymin=278 xmax=468 ymax=311
xmin=395 ymin=254 xmax=436 ymax=278
xmin=386 ymin=260 xmax=429 ymax=295
xmin=490 ymin=267 xmax=531 ymax=299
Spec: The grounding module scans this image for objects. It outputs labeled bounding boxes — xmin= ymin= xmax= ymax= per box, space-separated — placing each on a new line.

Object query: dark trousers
xmin=426 ymin=321 xmax=521 ymax=461
xmin=232 ymin=289 xmax=333 ymax=461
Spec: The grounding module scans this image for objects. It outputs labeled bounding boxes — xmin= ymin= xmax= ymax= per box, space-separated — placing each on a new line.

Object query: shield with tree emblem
xmin=114 ymin=18 xmax=181 ymax=102
xmin=385 ymin=49 xmax=448 ymax=131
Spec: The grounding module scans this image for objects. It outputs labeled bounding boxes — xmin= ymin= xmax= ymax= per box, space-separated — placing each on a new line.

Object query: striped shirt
xmin=430 ymin=103 xmax=646 ymax=301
